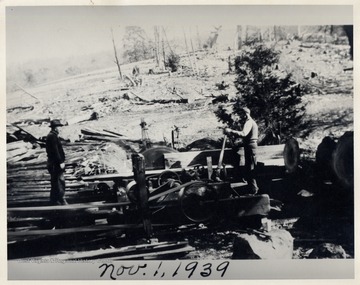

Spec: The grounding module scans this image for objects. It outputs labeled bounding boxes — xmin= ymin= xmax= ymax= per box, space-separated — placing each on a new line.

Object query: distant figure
xmin=224 ymin=107 xmax=259 ymax=194
xmin=46 ymin=119 xmax=68 ymax=205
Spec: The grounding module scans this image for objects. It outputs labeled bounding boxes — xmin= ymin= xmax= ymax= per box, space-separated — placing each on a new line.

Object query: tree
xmin=165 ymin=51 xmax=180 ymax=72
xmin=215 ymin=45 xmax=309 ymax=145
xmin=111 ymin=28 xmax=123 ymax=80
xmin=123 ymin=26 xmax=153 ymax=63
xmin=23 ymin=69 xmax=36 ymax=86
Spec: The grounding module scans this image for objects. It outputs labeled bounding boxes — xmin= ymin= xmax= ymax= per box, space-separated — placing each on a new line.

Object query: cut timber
xmin=164 ymin=144 xmax=285 ymax=169
xmin=150 ymin=98 xmax=188 ymax=104
xmin=82 ymin=135 xmax=122 ymax=142
xmin=7 ymin=201 xmax=140 ymax=218
xmin=102 ymin=129 xmax=123 ymax=137
xmin=22 ymin=241 xmax=194 ymax=261
xmin=7 ymin=106 xmax=34 ymax=113
xmin=7 ymin=141 xmax=33 ymax=152
xmin=130 ymin=91 xmax=148 ymax=102
xmin=7 ymin=149 xmax=42 ymax=163
xmin=283 ymin=138 xmax=299 ymax=173
xmin=332 ymin=131 xmax=353 ymax=188
xmin=11 ymin=124 xmax=40 ymax=143
xmin=8 ymin=223 xmax=171 ymax=242
xmin=81 ymin=128 xmax=120 ymax=138
xmin=124 ymin=74 xmax=136 ymax=86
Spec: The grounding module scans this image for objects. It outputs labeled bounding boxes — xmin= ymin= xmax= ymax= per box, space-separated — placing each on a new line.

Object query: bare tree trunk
xmin=189 ymin=28 xmax=199 ymax=74
xmin=161 ymin=28 xmax=166 ymax=70
xmin=162 ymin=27 xmax=174 ymax=54
xmin=260 ymin=26 xmax=266 ymax=42
xmin=273 ymin=26 xmax=277 ymax=42
xmin=245 ymin=25 xmax=248 ymax=43
xmin=297 ymin=25 xmax=301 ymax=39
xmin=111 ymin=28 xmax=123 ymax=80
xmin=196 ymin=25 xmax=202 ymax=49
xmin=183 ymin=28 xmax=195 ymax=75
xmin=343 ymin=25 xmax=353 ymax=60
xmin=236 ymin=25 xmax=242 ymax=49
xmin=154 ymin=26 xmax=160 ymax=66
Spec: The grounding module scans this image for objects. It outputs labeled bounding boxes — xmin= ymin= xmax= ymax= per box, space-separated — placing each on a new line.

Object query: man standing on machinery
xmin=224 ymin=107 xmax=259 ymax=195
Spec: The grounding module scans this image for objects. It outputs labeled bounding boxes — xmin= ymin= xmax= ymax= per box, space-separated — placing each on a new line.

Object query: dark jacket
xmin=46 ymin=130 xmax=65 ymax=165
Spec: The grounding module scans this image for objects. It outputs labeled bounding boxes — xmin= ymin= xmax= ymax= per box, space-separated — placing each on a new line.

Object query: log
xmin=102 ymin=129 xmax=124 ymax=137
xmin=81 ymin=128 xmax=120 ymax=138
xmin=332 ymin=131 xmax=353 ymax=188
xmin=7 ymin=105 xmax=34 ymax=113
xmin=81 ymin=135 xmax=122 ymax=142
xmin=283 ymin=138 xmax=299 ymax=173
xmin=124 ymin=74 xmax=136 ymax=86
xmin=130 ymin=91 xmax=148 ymax=102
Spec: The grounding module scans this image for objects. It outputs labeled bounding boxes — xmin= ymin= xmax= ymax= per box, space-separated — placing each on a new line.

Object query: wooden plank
xmin=14 ymin=241 xmax=193 ymax=261
xmin=7 ymin=201 xmax=130 ymax=215
xmin=164 ymin=144 xmax=285 ymax=169
xmin=8 ymin=217 xmax=46 ymax=228
xmin=111 ymin=245 xmax=194 ymax=260
xmin=8 ymin=223 xmax=171 ymax=240
xmin=6 ymin=141 xmax=33 ymax=152
xmin=81 ymin=165 xmax=235 ymax=182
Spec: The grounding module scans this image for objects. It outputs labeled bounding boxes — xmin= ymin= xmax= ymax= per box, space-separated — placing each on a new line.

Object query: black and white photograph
xmin=2 ymin=1 xmax=356 ymax=281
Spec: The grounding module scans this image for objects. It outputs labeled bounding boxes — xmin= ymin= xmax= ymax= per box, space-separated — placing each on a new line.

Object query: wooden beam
xmin=8 ymin=223 xmax=171 ymax=239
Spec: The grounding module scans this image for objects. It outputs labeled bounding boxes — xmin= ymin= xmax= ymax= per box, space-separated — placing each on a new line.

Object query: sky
xmin=6 ymin=5 xmax=353 ymax=66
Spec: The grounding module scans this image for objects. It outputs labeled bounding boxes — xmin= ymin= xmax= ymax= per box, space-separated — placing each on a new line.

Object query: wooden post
xmin=216 ymin=135 xmax=227 ymax=178
xmin=131 ymin=154 xmax=153 ymax=239
xmin=206 ymin=156 xmax=213 ymax=180
xmin=140 ymin=118 xmax=150 ymax=149
xmin=171 ymin=130 xmax=175 ymax=149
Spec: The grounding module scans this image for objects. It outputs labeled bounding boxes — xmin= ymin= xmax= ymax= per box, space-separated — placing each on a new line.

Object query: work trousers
xmin=244 ymin=142 xmax=259 ymax=194
xmin=47 ymin=163 xmax=66 ymax=205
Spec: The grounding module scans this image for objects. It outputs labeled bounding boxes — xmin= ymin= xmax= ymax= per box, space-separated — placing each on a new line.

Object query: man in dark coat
xmin=46 ymin=119 xmax=68 ymax=205
xmin=224 ymin=107 xmax=259 ymax=194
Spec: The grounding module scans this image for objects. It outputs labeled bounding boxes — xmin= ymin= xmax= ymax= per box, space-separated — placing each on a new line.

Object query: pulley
xmin=178 ymin=182 xmax=218 ymax=223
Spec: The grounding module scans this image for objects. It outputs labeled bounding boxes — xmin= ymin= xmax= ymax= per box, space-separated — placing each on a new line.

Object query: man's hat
xmin=49 ymin=119 xmax=64 ymax=128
